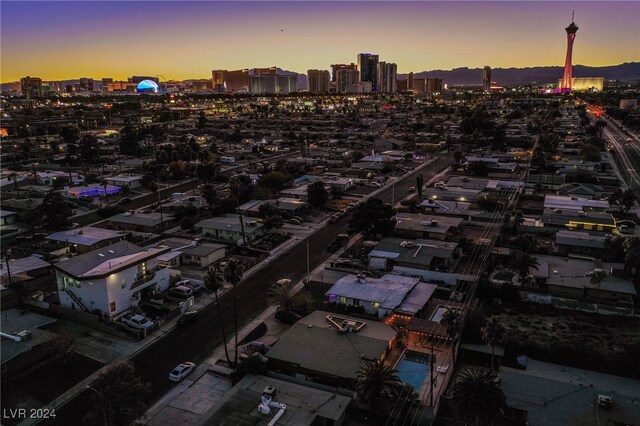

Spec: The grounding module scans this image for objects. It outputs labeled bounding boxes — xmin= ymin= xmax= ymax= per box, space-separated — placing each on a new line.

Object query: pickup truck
xmin=121 ymin=314 xmax=154 ymax=330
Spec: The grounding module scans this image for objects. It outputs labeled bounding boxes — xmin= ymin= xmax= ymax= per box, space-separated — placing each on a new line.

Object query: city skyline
xmin=1 ymin=1 xmax=639 ymax=82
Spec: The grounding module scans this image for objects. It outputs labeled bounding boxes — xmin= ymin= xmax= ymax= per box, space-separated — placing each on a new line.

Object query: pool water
xmin=430 ymin=306 xmax=449 ymax=323
xmin=395 ymin=351 xmax=431 ymax=391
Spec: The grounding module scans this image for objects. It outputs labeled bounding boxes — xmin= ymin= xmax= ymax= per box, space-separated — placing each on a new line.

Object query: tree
xmin=204 ymin=266 xmax=232 ymax=365
xmin=511 ymin=250 xmax=540 ymax=283
xmin=197 ymin=110 xmax=207 ymax=129
xmin=83 ymin=361 xmax=149 ymax=426
xmin=307 ymin=181 xmax=328 ymax=209
xmin=200 ymin=183 xmax=217 ymax=205
xmin=580 ymin=143 xmax=601 ymax=162
xmin=268 ymin=278 xmax=295 ymax=312
xmin=509 ymin=210 xmax=524 ymax=236
xmin=79 ymin=134 xmax=99 ymax=165
xmin=609 ymin=188 xmax=636 ymax=213
xmin=416 ymin=174 xmax=424 ymax=198
xmin=450 ymin=368 xmax=506 ymax=426
xmin=440 ymin=308 xmax=462 ymax=338
xmin=264 ymin=215 xmax=283 ymax=233
xmin=59 ymin=125 xmax=80 ymax=145
xmin=595 ymin=119 xmax=607 ymax=139
xmin=40 ymin=191 xmax=72 ymax=230
xmin=228 ymin=177 xmax=249 ymax=246
xmin=349 ymin=198 xmax=395 ymax=239
xmin=355 ymin=357 xmax=404 ymax=418
xmin=453 ymin=150 xmax=464 ymax=164
xmin=196 ymin=162 xmax=218 ymax=183
xmin=259 ymin=171 xmax=291 ymax=194
xmin=101 ymin=179 xmax=109 ymax=198
xmin=481 ymin=316 xmax=507 ymax=371
xmin=224 ymin=258 xmax=245 ymax=365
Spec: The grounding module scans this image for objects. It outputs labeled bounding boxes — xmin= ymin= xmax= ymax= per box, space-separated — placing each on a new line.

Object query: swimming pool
xmin=395 ymin=350 xmax=431 ymax=391
xmin=430 ymin=305 xmax=449 ymax=323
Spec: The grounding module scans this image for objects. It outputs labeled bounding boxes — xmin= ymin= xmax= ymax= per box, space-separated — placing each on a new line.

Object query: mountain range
xmin=398 ymin=62 xmax=640 ymax=86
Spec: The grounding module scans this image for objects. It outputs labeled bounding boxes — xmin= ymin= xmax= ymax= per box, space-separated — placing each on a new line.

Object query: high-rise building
xmin=335 ymin=68 xmax=360 ymax=93
xmin=20 ymin=76 xmax=42 ymax=98
xmin=307 ymin=69 xmax=330 ymax=93
xmin=212 ymin=69 xmax=226 ymax=92
xmin=331 ymin=63 xmax=358 ymax=82
xmin=254 ymin=67 xmax=278 ymax=76
xmin=483 ymin=66 xmax=492 ymax=91
xmin=408 ymin=72 xmax=414 ymax=90
xmin=101 ymin=78 xmax=113 ymax=92
xmin=412 ymin=78 xmax=443 ymax=94
xmin=345 ymin=81 xmax=372 ymax=94
xmin=560 ymin=11 xmax=578 ymax=92
xmin=377 ymin=62 xmax=397 ymax=93
xmin=79 ymin=77 xmax=94 ymax=91
xmin=357 ymin=53 xmax=379 ymax=91
xmin=250 ymin=74 xmax=297 ymax=94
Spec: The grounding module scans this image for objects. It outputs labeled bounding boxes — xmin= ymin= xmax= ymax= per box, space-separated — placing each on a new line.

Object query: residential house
xmin=0 ymin=255 xmax=51 ymax=287
xmin=369 ymin=238 xmax=461 ymax=273
xmin=36 ymin=170 xmax=84 ymax=186
xmin=394 ymin=213 xmax=462 ymax=240
xmin=544 ymin=195 xmax=609 ymax=212
xmin=0 ymin=210 xmax=18 ymax=227
xmin=555 ymin=182 xmax=604 ymax=200
xmin=46 ymin=227 xmax=129 ymax=254
xmin=105 ymin=211 xmax=176 ymax=234
xmin=155 ymin=238 xmax=226 ymax=269
xmin=196 ymin=214 xmax=264 ymax=245
xmin=105 ymin=174 xmax=144 ymax=189
xmin=325 ymin=273 xmax=437 ymax=318
xmin=53 ymin=241 xmax=171 ymax=316
xmin=199 ymin=374 xmax=351 ymax=426
xmin=266 ymin=310 xmax=396 ymax=388
xmin=542 ymin=209 xmax=616 ymax=232
xmin=555 ymin=230 xmax=607 ymax=257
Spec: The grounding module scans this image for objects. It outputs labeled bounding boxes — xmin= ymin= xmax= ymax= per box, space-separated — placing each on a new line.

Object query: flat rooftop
xmin=199 ymin=374 xmax=351 ymax=426
xmin=1 ymin=309 xmax=58 ymax=365
xmin=46 ymin=227 xmax=129 ymax=246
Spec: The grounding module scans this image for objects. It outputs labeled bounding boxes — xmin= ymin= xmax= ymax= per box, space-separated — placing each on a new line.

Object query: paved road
xmin=600 ymin=115 xmax=640 ymax=198
xmin=42 ymin=154 xmax=453 ymax=425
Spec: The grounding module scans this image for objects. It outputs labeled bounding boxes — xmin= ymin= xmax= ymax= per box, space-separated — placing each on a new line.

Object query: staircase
xmin=65 ymin=288 xmax=88 ymax=312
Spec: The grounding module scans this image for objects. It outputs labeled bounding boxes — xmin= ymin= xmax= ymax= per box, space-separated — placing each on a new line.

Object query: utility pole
xmin=429 ymin=342 xmax=435 ymax=407
xmin=3 ymin=250 xmax=13 ymax=287
xmin=86 ymin=386 xmax=108 ymax=426
xmin=305 ymin=239 xmax=310 ymax=284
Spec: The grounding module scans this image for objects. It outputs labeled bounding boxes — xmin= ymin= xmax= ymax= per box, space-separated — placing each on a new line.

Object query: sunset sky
xmin=1 ymin=1 xmax=639 ymax=82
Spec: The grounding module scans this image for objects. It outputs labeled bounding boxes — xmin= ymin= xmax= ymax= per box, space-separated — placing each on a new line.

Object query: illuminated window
xmin=339 ymin=296 xmax=347 ymax=304
xmin=121 ymin=278 xmax=127 ymax=289
xmin=372 ymin=302 xmax=380 ymax=308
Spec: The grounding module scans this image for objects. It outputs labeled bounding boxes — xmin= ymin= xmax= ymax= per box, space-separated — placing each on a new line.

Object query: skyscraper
xmin=357 ymin=53 xmax=379 ymax=91
xmin=335 ymin=68 xmax=359 ymax=93
xmin=376 ymin=62 xmax=397 ymax=93
xmin=20 ymin=76 xmax=42 ymax=98
xmin=212 ymin=69 xmax=250 ymax=93
xmin=561 ymin=11 xmax=578 ymax=92
xmin=307 ymin=69 xmax=330 ymax=93
xmin=331 ymin=63 xmax=357 ymax=82
xmin=483 ymin=66 xmax=492 ymax=91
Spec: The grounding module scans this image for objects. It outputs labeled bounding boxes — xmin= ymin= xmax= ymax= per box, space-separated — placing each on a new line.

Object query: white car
xmin=169 ymin=362 xmax=196 ymax=382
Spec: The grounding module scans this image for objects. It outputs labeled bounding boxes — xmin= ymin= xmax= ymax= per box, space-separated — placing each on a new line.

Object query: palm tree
xmin=450 ymin=368 xmax=506 ymax=426
xmin=355 ymin=357 xmax=404 ymax=418
xmin=481 ymin=316 xmax=507 ymax=371
xmin=204 ymin=266 xmax=232 ymax=365
xmin=511 ymin=251 xmax=540 ymax=283
xmin=101 ymin=179 xmax=108 ymax=199
xmin=623 ymin=237 xmax=640 ymax=285
xmin=509 ymin=210 xmax=524 ymax=236
xmin=224 ymin=258 xmax=245 ymax=365
xmin=440 ymin=307 xmax=462 ymax=338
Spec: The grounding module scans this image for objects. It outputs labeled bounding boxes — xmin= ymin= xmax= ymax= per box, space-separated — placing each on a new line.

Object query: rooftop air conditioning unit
xmin=431 ymin=220 xmax=439 ymax=227
xmin=16 ymin=330 xmax=32 ymax=341
xmin=342 ymin=320 xmax=358 ymax=328
xmin=263 ymin=386 xmax=277 ymax=398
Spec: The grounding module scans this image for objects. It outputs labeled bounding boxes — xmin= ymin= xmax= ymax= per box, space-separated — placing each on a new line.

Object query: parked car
xmin=275 ymin=309 xmax=302 ymax=325
xmin=244 ymin=341 xmax=271 ymax=354
xmin=66 ymin=201 xmax=79 ymax=209
xmin=117 ymin=197 xmax=132 ymax=205
xmin=185 ymin=281 xmax=205 ymax=294
xmin=285 ymin=218 xmax=302 ymax=225
xmin=409 ymin=186 xmax=416 ymax=192
xmin=169 ymin=362 xmax=196 ymax=382
xmin=366 ymin=182 xmax=382 ymax=188
xmin=175 ymin=279 xmax=191 ymax=287
xmin=167 ymin=285 xmax=194 ymax=300
xmin=328 ymin=214 xmax=340 ymax=224
xmin=121 ymin=314 xmax=154 ymax=330
xmin=177 ymin=310 xmax=200 ymax=326
xmin=434 ymin=181 xmax=446 ymax=189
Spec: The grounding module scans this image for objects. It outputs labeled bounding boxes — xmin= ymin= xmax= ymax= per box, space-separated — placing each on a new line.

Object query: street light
xmin=3 ymin=249 xmax=13 ymax=287
xmin=85 ymin=385 xmax=108 ymax=426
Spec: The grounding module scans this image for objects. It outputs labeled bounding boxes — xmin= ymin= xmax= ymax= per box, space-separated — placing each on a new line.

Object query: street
xmin=40 ymin=154 xmax=453 ymax=426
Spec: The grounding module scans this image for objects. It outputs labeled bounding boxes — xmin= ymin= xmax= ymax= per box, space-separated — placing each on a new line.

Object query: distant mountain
xmin=276 ymin=68 xmax=307 ymax=90
xmin=400 ymin=62 xmax=640 ymax=86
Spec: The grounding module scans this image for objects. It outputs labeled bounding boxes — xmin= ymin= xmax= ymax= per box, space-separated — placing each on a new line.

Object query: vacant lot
xmin=497 ymin=304 xmax=640 ymax=379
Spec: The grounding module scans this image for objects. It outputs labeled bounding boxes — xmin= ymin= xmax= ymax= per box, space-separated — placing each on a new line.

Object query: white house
xmin=105 ymin=174 xmax=145 ymax=189
xmin=36 ymin=170 xmax=84 ymax=186
xmin=53 ymin=241 xmax=170 ymax=317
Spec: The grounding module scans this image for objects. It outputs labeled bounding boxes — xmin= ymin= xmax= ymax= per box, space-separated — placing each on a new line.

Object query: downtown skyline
xmin=1 ymin=1 xmax=639 ymax=82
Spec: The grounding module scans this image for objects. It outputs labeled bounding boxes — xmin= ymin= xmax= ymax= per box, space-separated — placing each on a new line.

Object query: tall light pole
xmin=3 ymin=250 xmax=13 ymax=287
xmin=86 ymin=386 xmax=108 ymax=426
xmin=305 ymin=239 xmax=310 ymax=284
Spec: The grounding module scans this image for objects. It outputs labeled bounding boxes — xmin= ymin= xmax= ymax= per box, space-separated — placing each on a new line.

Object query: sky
xmin=1 ymin=1 xmax=639 ymax=82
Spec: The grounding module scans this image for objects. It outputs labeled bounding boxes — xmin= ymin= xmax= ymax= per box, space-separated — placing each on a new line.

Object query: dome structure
xmin=137 ymin=80 xmax=159 ymax=93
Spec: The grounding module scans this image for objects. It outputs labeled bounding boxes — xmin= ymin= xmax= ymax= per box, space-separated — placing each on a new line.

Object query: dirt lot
xmin=496 ymin=304 xmax=640 ymax=379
